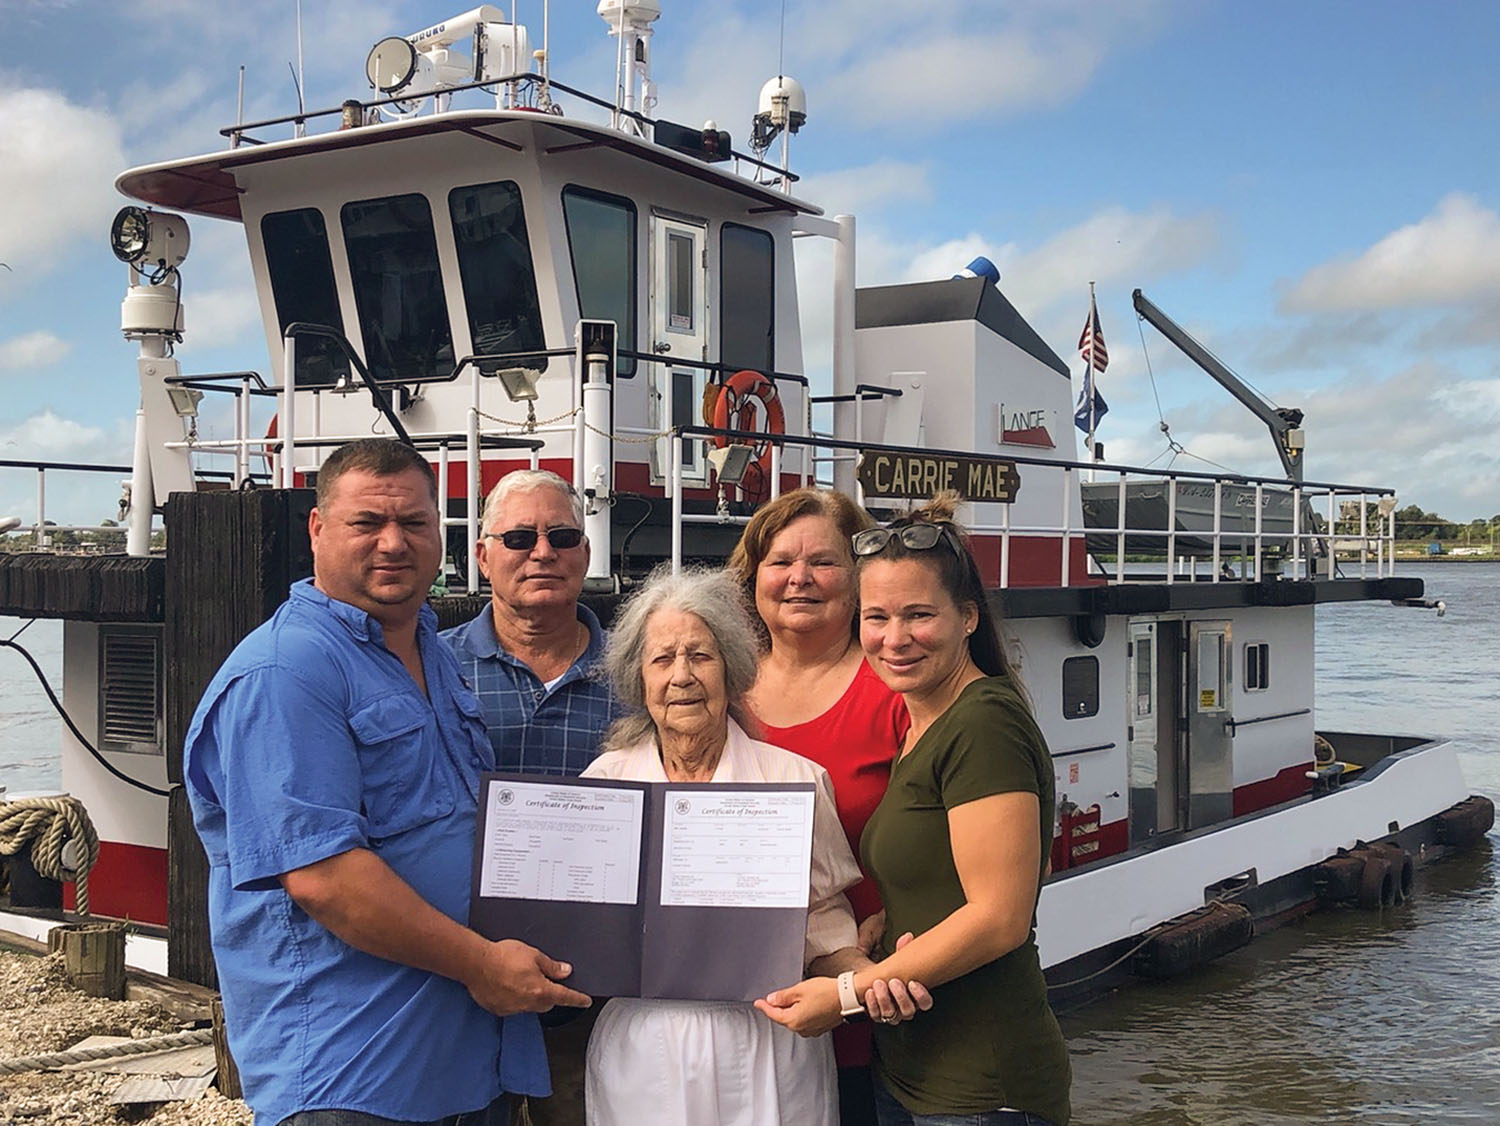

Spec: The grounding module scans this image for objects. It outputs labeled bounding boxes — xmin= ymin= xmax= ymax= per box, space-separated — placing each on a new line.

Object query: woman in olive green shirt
xmin=757 ymin=496 xmax=1071 ymax=1126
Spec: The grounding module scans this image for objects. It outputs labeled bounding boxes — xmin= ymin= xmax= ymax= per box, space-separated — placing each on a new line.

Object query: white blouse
xmin=580 ymin=718 xmax=861 ymax=1126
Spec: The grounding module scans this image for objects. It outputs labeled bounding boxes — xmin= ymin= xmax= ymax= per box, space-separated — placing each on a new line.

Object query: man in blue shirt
xmin=442 ymin=470 xmax=624 ymax=1125
xmin=184 ymin=440 xmax=590 ymax=1126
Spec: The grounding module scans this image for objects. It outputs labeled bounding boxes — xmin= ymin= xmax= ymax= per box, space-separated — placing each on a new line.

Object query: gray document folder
xmin=469 ymin=773 xmax=814 ymax=1002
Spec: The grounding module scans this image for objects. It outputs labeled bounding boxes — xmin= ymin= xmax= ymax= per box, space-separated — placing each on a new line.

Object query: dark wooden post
xmin=48 ymin=922 xmax=127 ymax=1000
xmin=211 ymin=996 xmax=244 ymax=1099
xmin=163 ymin=488 xmax=314 ymax=987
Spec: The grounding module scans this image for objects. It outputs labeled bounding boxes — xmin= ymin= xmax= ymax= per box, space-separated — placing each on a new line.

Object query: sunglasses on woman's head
xmin=485 ymin=526 xmax=585 ymax=551
xmin=851 ymin=523 xmax=956 ymax=557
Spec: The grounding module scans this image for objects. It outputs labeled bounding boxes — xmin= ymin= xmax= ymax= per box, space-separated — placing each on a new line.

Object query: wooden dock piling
xmin=47 ymin=922 xmax=126 ymax=1000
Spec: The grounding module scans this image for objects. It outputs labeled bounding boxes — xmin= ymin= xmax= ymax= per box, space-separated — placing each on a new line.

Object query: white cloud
xmin=797 ymin=160 xmax=933 ymax=217
xmin=650 ymin=0 xmax=1166 ymax=141
xmin=186 ymin=282 xmax=262 ymax=344
xmin=0 ymin=410 xmax=116 ymax=461
xmin=0 ymin=87 xmax=128 ymax=268
xmin=1433 ymin=378 xmax=1500 ymax=426
xmin=1099 ymin=359 xmax=1500 ymax=520
xmin=0 ymin=331 xmax=70 ymax=372
xmin=1281 ymin=194 xmax=1500 ymax=314
xmin=997 ymin=207 xmax=1223 ymax=315
xmin=790 ymin=200 xmax=1222 ymax=420
xmin=821 ymin=29 xmax=1099 ymax=127
xmin=0 ymin=412 xmax=135 ymax=527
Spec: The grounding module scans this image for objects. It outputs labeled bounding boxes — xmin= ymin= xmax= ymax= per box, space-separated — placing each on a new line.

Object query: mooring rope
xmin=0 ymin=1028 xmax=214 ymax=1077
xmin=0 ymin=796 xmax=101 ymax=916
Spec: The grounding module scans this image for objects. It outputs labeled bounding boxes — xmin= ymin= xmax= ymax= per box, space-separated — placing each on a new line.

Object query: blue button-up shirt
xmin=183 ymin=579 xmax=547 ymax=1126
xmin=441 ymin=603 xmax=624 ymax=776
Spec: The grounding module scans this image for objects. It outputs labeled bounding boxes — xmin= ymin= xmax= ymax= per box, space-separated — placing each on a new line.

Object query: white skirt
xmin=585 ymin=997 xmax=837 ymax=1126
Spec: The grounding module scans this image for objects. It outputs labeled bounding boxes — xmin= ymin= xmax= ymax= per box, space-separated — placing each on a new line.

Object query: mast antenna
xmin=777 ymin=0 xmax=786 ymax=76
xmin=294 ymin=0 xmax=306 ymax=136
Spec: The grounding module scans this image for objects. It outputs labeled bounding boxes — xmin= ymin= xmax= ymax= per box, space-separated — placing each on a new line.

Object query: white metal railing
xmin=654 ymin=428 xmax=1399 ymax=585
xmin=40 ymin=342 xmax=1399 ymax=589
xmin=0 ymin=459 xmax=150 ymax=550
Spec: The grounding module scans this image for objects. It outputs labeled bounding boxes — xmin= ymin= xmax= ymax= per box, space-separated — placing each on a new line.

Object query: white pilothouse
xmin=0 ymin=2 xmax=1489 ymax=991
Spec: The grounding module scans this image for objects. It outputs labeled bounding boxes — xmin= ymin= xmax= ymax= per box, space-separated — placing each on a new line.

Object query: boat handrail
xmin=0 ymin=459 xmax=153 ymax=550
xmin=282 ymin=323 xmax=412 ymax=447
xmin=654 ymin=425 xmax=1398 ymax=585
xmin=219 ymin=73 xmax=801 ymax=187
xmin=1225 ymin=709 xmax=1313 ymax=733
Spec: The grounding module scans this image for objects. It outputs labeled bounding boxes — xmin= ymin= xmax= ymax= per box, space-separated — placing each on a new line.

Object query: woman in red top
xmin=730 ymin=487 xmax=915 ymax=1125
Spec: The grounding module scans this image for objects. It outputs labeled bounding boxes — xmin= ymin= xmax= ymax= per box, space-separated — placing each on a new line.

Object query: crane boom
xmin=1131 ymin=288 xmax=1305 ymax=482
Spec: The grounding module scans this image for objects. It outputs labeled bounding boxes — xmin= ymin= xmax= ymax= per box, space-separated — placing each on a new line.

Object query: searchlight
xmin=109 ymin=207 xmax=190 ymax=271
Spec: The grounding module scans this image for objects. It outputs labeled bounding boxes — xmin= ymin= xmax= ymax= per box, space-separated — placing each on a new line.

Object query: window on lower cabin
xmin=341 ymin=193 xmax=454 ymax=384
xmin=261 ymin=208 xmax=349 ymax=388
xmin=720 ymin=223 xmax=774 ymax=375
xmin=561 ymin=187 xmax=637 ymax=377
xmin=1245 ymin=642 xmax=1270 ymax=691
xmin=449 ymin=182 xmax=546 ymax=374
xmin=1063 ymin=655 xmax=1100 ymax=719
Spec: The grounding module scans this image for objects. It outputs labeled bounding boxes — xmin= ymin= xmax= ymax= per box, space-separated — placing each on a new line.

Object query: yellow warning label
xmin=1200 ymin=690 xmax=1217 ymax=709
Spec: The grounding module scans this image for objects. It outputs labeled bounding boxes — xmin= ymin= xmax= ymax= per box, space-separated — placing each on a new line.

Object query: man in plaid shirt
xmin=441 ymin=469 xmax=625 ymax=1125
xmin=442 ymin=470 xmax=623 ymax=776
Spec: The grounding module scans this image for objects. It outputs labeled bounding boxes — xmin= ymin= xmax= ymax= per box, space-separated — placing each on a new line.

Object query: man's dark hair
xmin=315 ymin=439 xmax=438 ymax=509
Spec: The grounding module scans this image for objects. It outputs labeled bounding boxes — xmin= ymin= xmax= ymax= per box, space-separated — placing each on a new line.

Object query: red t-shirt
xmin=756 ymin=658 xmax=909 ymax=1069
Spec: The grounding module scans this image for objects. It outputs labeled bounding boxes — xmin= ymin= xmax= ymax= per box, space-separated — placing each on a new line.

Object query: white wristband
xmin=836 ymin=970 xmax=863 ymax=1017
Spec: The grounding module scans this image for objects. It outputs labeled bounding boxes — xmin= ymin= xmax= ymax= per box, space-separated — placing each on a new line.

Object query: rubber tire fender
xmin=1357 ymin=855 xmax=1396 ymax=910
xmin=1384 ymin=847 xmax=1414 ymax=904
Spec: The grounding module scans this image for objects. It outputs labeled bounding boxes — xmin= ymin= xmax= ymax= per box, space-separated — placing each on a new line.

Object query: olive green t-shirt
xmin=861 ymin=676 xmax=1070 ymax=1125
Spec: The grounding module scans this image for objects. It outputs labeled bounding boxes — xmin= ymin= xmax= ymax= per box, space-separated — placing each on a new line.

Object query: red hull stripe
xmin=79 ymin=766 xmax=1311 ymax=915
xmin=1056 ymin=764 xmax=1316 ymax=869
xmin=62 ymin=840 xmax=168 ymax=926
xmin=1233 ymin=761 xmax=1314 ymax=817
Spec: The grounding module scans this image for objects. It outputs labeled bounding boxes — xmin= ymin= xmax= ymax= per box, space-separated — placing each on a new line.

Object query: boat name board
xmin=856 ymin=451 xmax=1020 ymax=502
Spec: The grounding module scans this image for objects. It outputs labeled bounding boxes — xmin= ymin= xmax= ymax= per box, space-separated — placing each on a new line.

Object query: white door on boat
xmin=1128 ymin=620 xmax=1158 ymax=841
xmin=1187 ymin=620 xmax=1234 ymax=829
xmin=649 ymin=214 xmax=710 ymax=486
xmin=1128 ymin=618 xmax=1187 ymax=843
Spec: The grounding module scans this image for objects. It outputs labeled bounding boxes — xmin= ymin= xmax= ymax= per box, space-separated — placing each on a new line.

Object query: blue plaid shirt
xmin=441 ymin=603 xmax=624 ymax=776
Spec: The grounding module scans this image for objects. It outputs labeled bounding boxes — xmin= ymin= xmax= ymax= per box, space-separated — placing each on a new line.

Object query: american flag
xmin=1079 ymin=293 xmax=1108 ymax=373
xmin=1074 ymin=290 xmax=1109 ymax=434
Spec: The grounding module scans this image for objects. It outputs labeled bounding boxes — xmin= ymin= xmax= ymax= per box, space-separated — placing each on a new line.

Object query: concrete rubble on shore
xmin=0 ymin=952 xmax=251 ymax=1125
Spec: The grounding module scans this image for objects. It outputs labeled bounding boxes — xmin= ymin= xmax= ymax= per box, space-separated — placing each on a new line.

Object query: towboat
xmin=0 ymin=2 xmax=1490 ymax=996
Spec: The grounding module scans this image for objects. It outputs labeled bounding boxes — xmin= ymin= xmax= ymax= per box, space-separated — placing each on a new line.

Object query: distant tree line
xmin=1391 ymin=505 xmax=1500 ymax=542
xmin=1333 ymin=504 xmax=1500 ymax=542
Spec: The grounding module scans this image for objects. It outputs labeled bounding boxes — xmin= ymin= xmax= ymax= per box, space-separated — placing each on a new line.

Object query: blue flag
xmin=1074 ymin=380 xmax=1108 ymax=433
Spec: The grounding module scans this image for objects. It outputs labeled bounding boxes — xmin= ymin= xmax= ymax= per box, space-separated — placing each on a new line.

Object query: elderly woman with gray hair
xmin=581 ymin=567 xmax=917 ymax=1126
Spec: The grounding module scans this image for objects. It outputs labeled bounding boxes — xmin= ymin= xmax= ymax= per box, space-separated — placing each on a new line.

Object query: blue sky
xmin=2 ymin=0 xmax=1498 ymax=528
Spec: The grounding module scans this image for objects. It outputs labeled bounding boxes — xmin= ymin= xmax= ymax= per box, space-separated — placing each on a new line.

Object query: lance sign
xmin=856 ymin=451 xmax=1021 ymax=502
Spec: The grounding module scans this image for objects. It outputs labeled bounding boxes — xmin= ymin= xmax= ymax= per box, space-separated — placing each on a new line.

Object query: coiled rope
xmin=0 ymin=1028 xmax=214 ymax=1076
xmin=0 ymin=796 xmax=101 ymax=916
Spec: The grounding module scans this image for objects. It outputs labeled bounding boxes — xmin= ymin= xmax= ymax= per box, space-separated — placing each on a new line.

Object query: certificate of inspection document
xmin=469 ymin=774 xmax=815 ymax=1001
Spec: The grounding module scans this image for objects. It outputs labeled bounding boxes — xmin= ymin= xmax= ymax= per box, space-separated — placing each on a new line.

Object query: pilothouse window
xmin=720 ymin=224 xmax=774 ymax=374
xmin=562 ymin=188 xmax=636 ymax=376
xmin=261 ymin=208 xmax=348 ymax=387
xmin=449 ymin=182 xmax=546 ymax=373
xmin=341 ymin=193 xmax=453 ymax=384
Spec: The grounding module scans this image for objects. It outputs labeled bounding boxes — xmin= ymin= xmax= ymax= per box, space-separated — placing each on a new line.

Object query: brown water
xmin=1063 ymin=562 xmax=1500 ymax=1124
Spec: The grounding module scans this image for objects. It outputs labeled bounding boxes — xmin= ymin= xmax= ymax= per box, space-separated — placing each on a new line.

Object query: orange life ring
xmin=711 ymin=369 xmax=785 ymax=479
